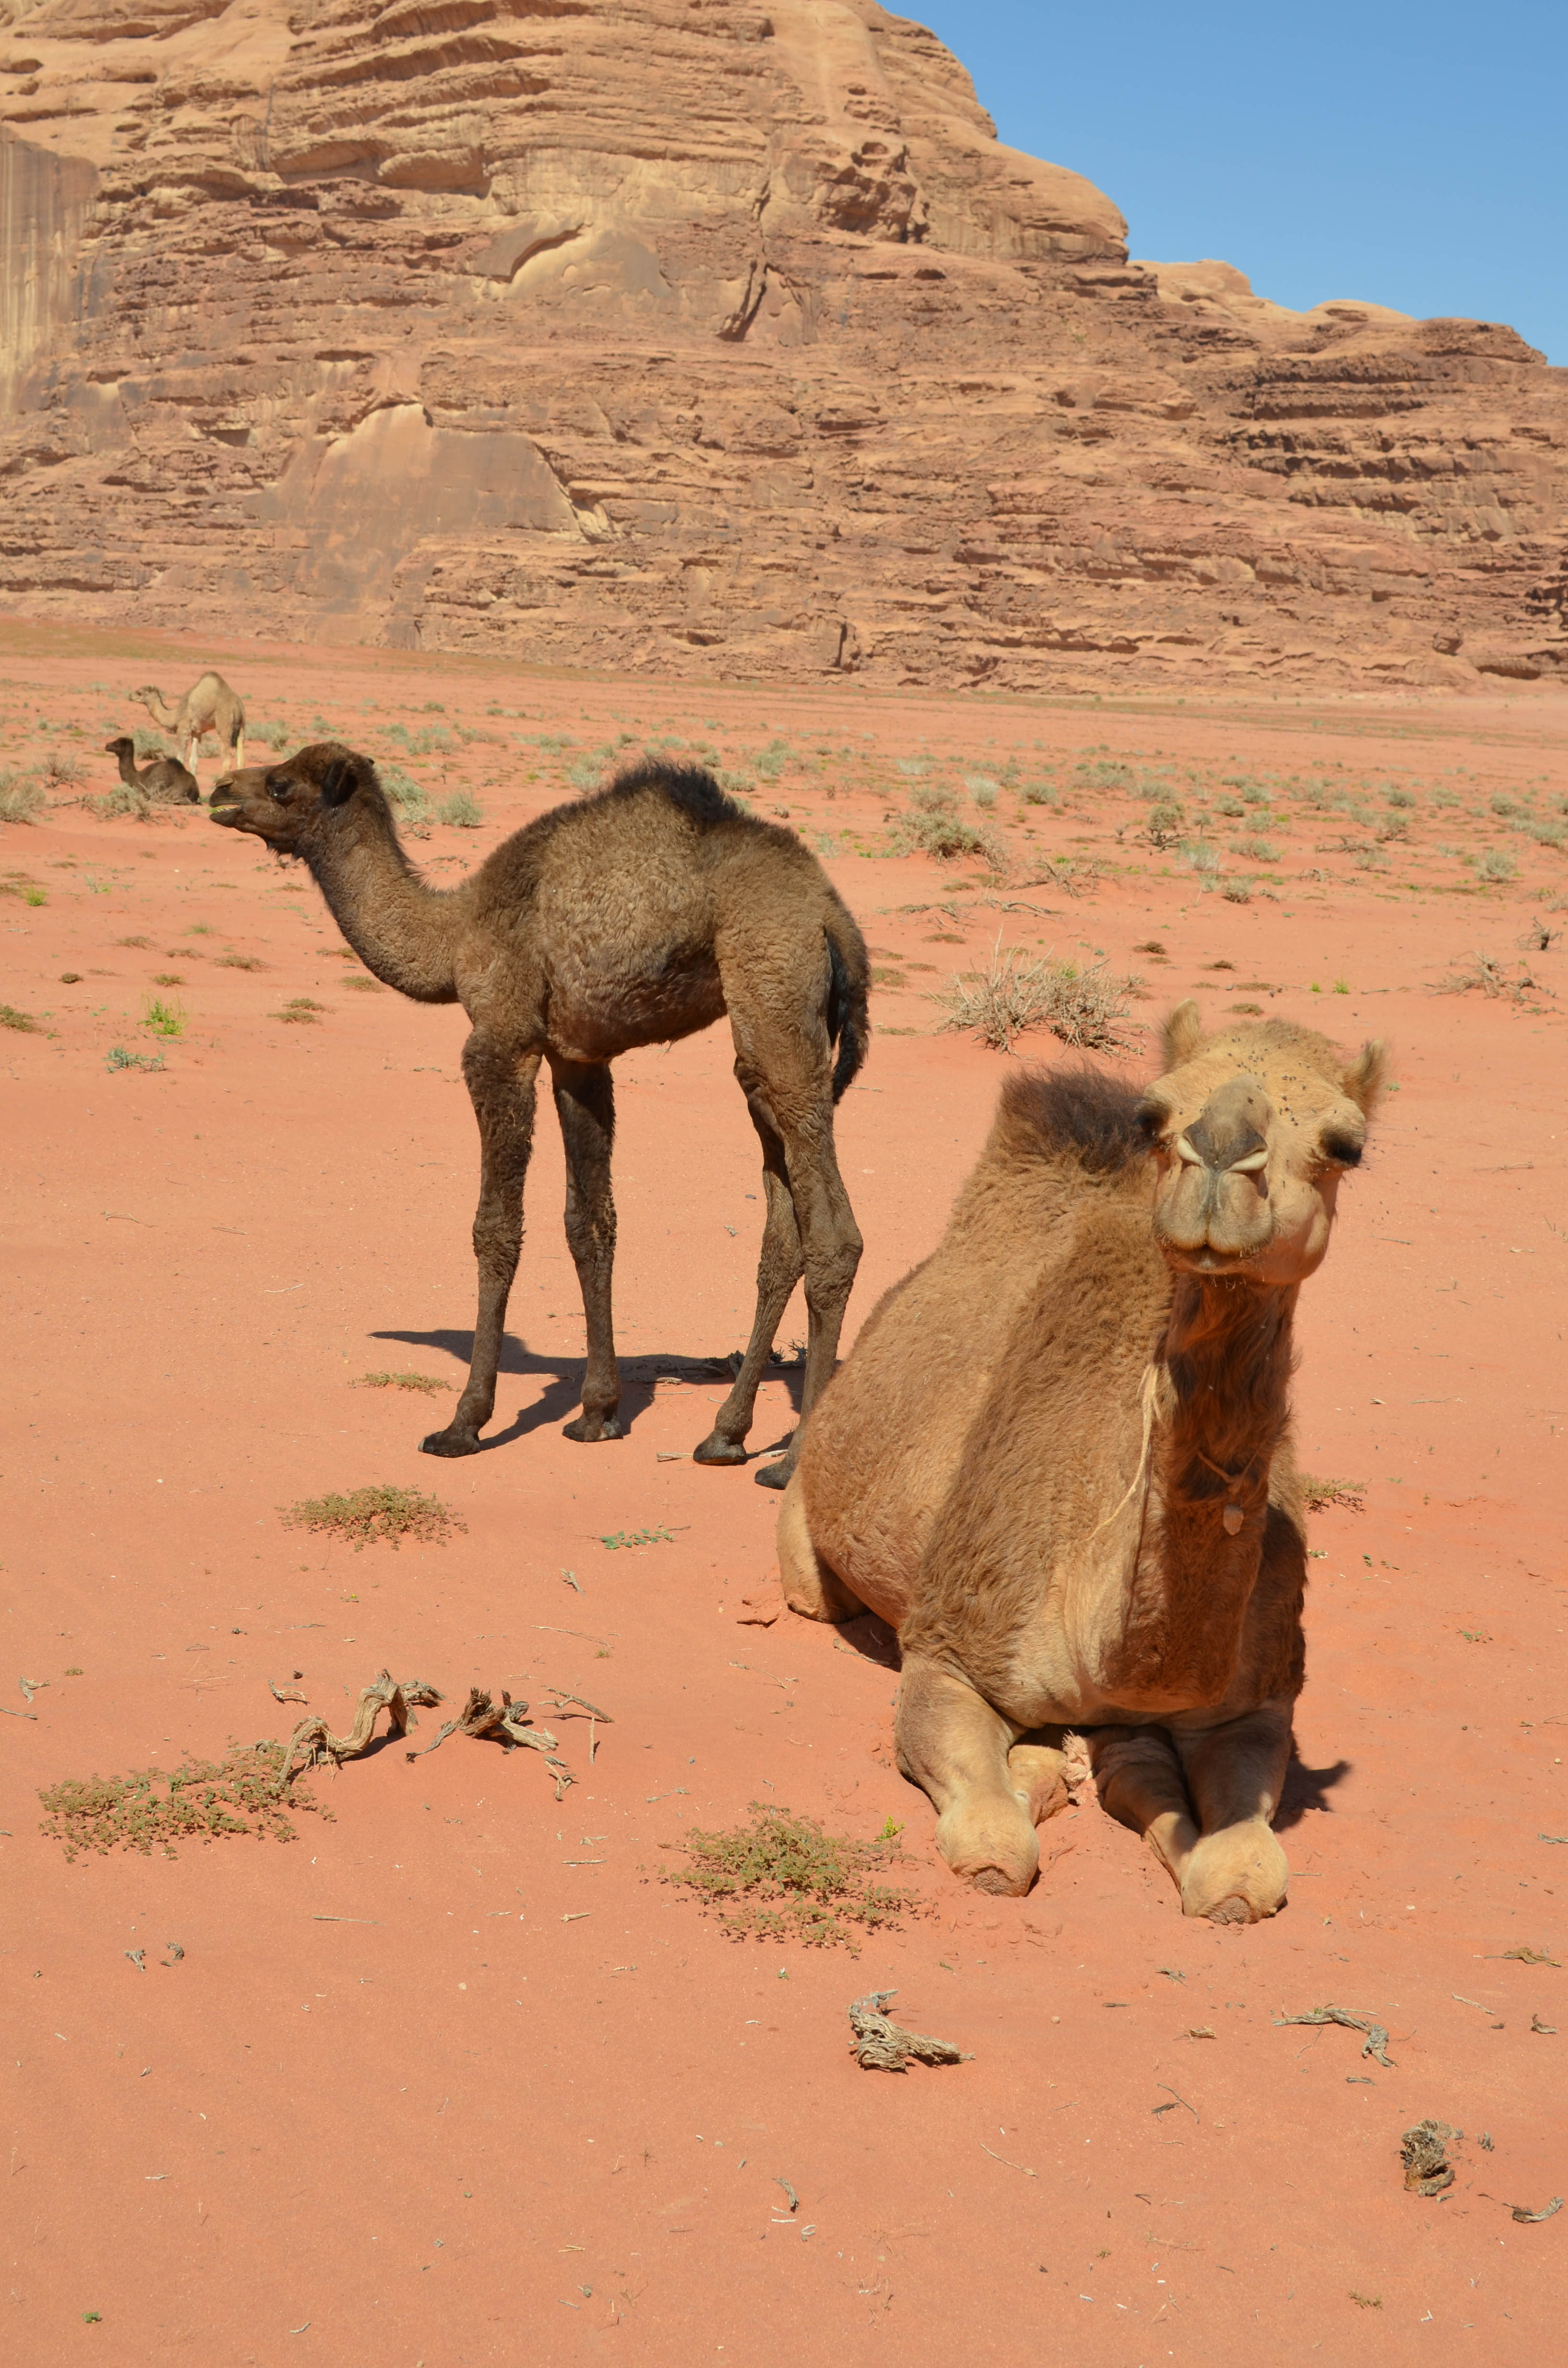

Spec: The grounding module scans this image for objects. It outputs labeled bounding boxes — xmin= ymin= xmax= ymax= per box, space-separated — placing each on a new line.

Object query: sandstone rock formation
xmin=1 ymin=0 xmax=1564 ymax=691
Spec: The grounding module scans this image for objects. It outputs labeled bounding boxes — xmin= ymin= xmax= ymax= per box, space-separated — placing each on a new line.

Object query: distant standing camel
xmin=210 ymin=744 xmax=868 ymax=1480
xmin=135 ymin=672 xmax=245 ymax=775
xmin=779 ymin=1007 xmax=1384 ymax=1922
xmin=103 ymin=736 xmax=199 ymax=805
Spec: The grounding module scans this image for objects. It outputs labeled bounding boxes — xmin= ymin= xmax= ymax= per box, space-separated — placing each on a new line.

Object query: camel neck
xmin=1117 ymin=1275 xmax=1298 ymax=1702
xmin=305 ymin=801 xmax=460 ymax=1003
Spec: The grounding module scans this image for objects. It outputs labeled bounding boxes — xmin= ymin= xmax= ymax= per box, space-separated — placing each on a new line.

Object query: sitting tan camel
xmin=778 ymin=1006 xmax=1384 ymax=1924
xmin=104 ymin=736 xmax=199 ymax=806
xmin=209 ymin=743 xmax=867 ymax=1480
xmin=135 ymin=673 xmax=245 ymax=775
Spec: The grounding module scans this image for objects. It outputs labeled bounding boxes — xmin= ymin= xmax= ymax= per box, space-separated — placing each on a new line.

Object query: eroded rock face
xmin=0 ymin=0 xmax=1564 ymax=689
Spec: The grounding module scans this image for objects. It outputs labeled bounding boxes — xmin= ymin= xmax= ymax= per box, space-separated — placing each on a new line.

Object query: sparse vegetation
xmin=660 ymin=1801 xmax=923 ymax=1950
xmin=280 ymin=1484 xmax=466 ymax=1551
xmin=888 ymin=785 xmax=1005 ymax=868
xmin=0 ymin=770 xmax=47 ymax=824
xmin=38 ymin=1742 xmax=330 ymax=1862
xmin=1441 ymin=952 xmax=1552 ymax=1003
xmin=1 ymin=1002 xmax=42 ymax=1032
xmin=437 ymin=790 xmax=484 ymax=828
xmin=600 ymin=1525 xmax=675 ymax=1550
xmin=144 ymin=996 xmax=184 ymax=1038
xmin=216 ymin=953 xmax=266 ymax=971
xmin=106 ymin=1045 xmax=165 ymax=1072
xmin=276 ymin=997 xmax=325 ymax=1024
xmin=250 ymin=719 xmax=290 ymax=749
xmin=939 ymin=945 xmax=1135 ymax=1054
xmin=1301 ymin=1475 xmax=1367 ymax=1513
xmin=352 ymin=1370 xmax=451 ymax=1394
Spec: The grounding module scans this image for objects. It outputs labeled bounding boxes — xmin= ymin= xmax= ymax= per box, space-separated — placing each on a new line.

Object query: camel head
xmin=208 ymin=741 xmax=379 ymax=852
xmin=1139 ymin=1002 xmax=1385 ymax=1288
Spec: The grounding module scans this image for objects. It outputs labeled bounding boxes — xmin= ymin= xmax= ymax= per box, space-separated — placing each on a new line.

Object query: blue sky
xmin=911 ymin=0 xmax=1566 ymax=363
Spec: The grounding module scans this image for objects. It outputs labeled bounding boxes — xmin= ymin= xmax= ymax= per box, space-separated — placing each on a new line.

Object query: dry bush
xmin=280 ymin=1483 xmax=466 ymax=1550
xmin=938 ymin=943 xmax=1136 ymax=1053
xmin=1 ymin=1003 xmax=43 ymax=1033
xmin=0 ymin=771 xmax=47 ymax=824
xmin=660 ymin=1802 xmax=921 ymax=1951
xmin=888 ymin=786 xmax=1007 ymax=870
xmin=352 ymin=1370 xmax=451 ymax=1394
xmin=1440 ymin=952 xmax=1553 ymax=1003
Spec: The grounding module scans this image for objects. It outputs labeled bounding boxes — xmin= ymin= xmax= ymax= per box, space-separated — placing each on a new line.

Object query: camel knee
xmin=896 ymin=1659 xmax=1037 ymax=1895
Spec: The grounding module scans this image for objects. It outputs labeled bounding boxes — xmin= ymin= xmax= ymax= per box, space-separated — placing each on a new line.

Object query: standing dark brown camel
xmin=209 ymin=744 xmax=868 ymax=1482
xmin=104 ymin=737 xmax=200 ymax=806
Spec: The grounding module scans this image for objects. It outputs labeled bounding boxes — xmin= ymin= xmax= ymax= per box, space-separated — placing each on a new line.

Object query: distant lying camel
xmin=135 ymin=672 xmax=245 ymax=774
xmin=779 ymin=1007 xmax=1384 ymax=1923
xmin=209 ymin=743 xmax=868 ymax=1480
xmin=104 ymin=736 xmax=199 ymax=806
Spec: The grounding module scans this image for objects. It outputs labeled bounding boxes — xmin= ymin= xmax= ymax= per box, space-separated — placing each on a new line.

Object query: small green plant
xmin=0 ymin=1002 xmax=41 ymax=1033
xmin=600 ymin=1525 xmax=675 ymax=1551
xmin=144 ymin=996 xmax=184 ymax=1038
xmin=352 ymin=1370 xmax=451 ymax=1395
xmin=437 ymin=789 xmax=484 ymax=828
xmin=106 ymin=1045 xmax=165 ymax=1072
xmin=215 ymin=953 xmax=266 ymax=971
xmin=1333 ymin=978 xmax=1349 ymax=994
xmin=661 ymin=1802 xmax=923 ymax=1950
xmin=38 ymin=1742 xmax=330 ymax=1862
xmin=83 ymin=2310 xmax=103 ymax=2323
xmin=276 ymin=997 xmax=324 ymax=1024
xmin=280 ymin=1484 xmax=466 ymax=1550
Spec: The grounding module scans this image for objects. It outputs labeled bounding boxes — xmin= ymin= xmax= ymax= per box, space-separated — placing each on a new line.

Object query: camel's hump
xmin=995 ymin=1065 xmax=1151 ymax=1176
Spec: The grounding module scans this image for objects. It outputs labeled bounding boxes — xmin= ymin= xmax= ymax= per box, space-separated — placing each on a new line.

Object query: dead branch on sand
xmin=848 ymin=1990 xmax=970 ymax=2072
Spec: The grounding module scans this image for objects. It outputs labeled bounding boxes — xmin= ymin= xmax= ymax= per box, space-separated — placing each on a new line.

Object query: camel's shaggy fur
xmin=209 ymin=744 xmax=868 ymax=1480
xmin=778 ymin=1005 xmax=1384 ymax=1923
xmin=135 ymin=671 xmax=245 ymax=775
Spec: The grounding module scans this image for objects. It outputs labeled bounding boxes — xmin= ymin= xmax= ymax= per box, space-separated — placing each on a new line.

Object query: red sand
xmin=3 ymin=626 xmax=1566 ymax=2363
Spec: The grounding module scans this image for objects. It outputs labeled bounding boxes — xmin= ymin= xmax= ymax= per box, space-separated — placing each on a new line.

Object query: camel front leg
xmin=896 ymin=1657 xmax=1037 ymax=1895
xmin=1088 ymin=1727 xmax=1202 ymax=1898
xmin=1171 ymin=1704 xmax=1293 ymax=1925
xmin=421 ymin=1038 xmax=540 ymax=1458
xmin=550 ymin=1057 xmax=623 ymax=1443
xmin=775 ymin=1467 xmax=865 ymax=1621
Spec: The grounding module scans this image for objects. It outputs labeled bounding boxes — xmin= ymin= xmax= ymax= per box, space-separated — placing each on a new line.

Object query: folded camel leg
xmin=775 ymin=1469 xmax=866 ymax=1623
xmin=1088 ymin=1726 xmax=1202 ymax=1900
xmin=1170 ymin=1705 xmax=1293 ymax=1926
xmin=1005 ymin=1739 xmax=1073 ymax=1825
xmin=896 ymin=1656 xmax=1038 ymax=1895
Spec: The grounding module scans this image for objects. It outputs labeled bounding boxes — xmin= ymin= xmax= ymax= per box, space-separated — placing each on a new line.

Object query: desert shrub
xmin=144 ymin=996 xmax=184 ymax=1038
xmin=1234 ymin=838 xmax=1280 ymax=863
xmin=381 ymin=765 xmax=430 ymax=826
xmin=1478 ymin=849 xmax=1517 ymax=883
xmin=352 ymin=1370 xmax=450 ymax=1394
xmin=1440 ymin=951 xmax=1550 ymax=1002
xmin=250 ymin=718 xmax=290 ymax=750
xmin=280 ymin=1483 xmax=466 ymax=1550
xmin=43 ymin=749 xmax=86 ymax=789
xmin=1213 ymin=795 xmax=1247 ymax=818
xmin=889 ymin=786 xmax=1004 ymax=867
xmin=276 ymin=997 xmax=325 ymax=1024
xmin=1180 ymin=842 xmax=1222 ymax=883
xmin=1020 ymin=779 xmax=1058 ymax=806
xmin=1146 ymin=801 xmax=1185 ymax=848
xmin=939 ymin=946 xmax=1134 ymax=1053
xmin=566 ymin=753 xmax=604 ymax=792
xmin=342 ymin=975 xmax=385 ymax=992
xmin=437 ymin=790 xmax=484 ymax=827
xmin=86 ymin=784 xmax=150 ymax=822
xmin=1491 ymin=795 xmax=1524 ymax=818
xmin=1300 ymin=1475 xmax=1367 ymax=1513
xmin=1385 ymin=787 xmax=1416 ymax=809
xmin=133 ymin=726 xmax=179 ymax=761
xmin=895 ymin=755 xmax=932 ymax=778
xmin=106 ymin=1045 xmax=164 ymax=1072
xmin=1 ymin=1002 xmax=42 ymax=1032
xmin=660 ymin=1802 xmax=921 ymax=1950
xmin=752 ymin=739 xmax=793 ymax=779
xmin=215 ymin=953 xmax=266 ymax=971
xmin=0 ymin=770 xmax=47 ymax=824
xmin=38 ymin=1743 xmax=328 ymax=1862
xmin=1527 ymin=822 xmax=1566 ymax=850
xmin=965 ymin=775 xmax=1000 ymax=806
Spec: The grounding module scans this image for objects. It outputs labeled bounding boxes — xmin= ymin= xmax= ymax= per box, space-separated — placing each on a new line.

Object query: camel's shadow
xmin=1275 ymin=1753 xmax=1352 ymax=1830
xmin=371 ymin=1328 xmax=805 ymax=1455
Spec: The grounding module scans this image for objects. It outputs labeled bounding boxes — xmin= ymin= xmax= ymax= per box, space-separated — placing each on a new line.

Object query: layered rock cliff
xmin=1 ymin=0 xmax=1564 ymax=690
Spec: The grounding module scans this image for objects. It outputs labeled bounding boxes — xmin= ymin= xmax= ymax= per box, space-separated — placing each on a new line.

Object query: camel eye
xmin=267 ymin=774 xmax=295 ymax=804
xmin=1320 ymin=1128 xmax=1362 ymax=1168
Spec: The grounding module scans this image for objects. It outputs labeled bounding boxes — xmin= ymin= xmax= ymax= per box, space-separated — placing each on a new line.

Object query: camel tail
xmin=825 ymin=920 xmax=870 ymax=1103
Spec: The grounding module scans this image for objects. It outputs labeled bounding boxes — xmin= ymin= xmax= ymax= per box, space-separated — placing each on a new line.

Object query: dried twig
xmin=279 ymin=1670 xmax=442 ymax=1784
xmin=268 ymin=1675 xmax=308 ymax=1706
xmin=1508 ymin=2195 xmax=1563 ymax=2224
xmin=1401 ymin=2120 xmax=1455 ymax=2195
xmin=848 ymin=1989 xmax=970 ymax=2072
xmin=1274 ymin=2005 xmax=1394 ymax=2067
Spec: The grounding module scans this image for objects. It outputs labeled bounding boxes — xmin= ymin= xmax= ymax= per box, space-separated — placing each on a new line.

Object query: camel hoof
xmin=753 ymin=1456 xmax=793 ymax=1491
xmin=692 ymin=1432 xmax=747 ymax=1467
xmin=563 ymin=1414 xmax=623 ymax=1443
xmin=420 ymin=1427 xmax=480 ymax=1457
xmin=1206 ymin=1894 xmax=1253 ymax=1927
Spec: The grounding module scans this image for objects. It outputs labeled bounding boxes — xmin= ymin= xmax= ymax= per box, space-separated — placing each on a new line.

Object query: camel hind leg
xmin=550 ymin=1056 xmax=623 ymax=1443
xmin=775 ymin=1468 xmax=864 ymax=1622
xmin=694 ymin=1087 xmax=803 ymax=1469
xmin=422 ymin=1035 xmax=540 ymax=1458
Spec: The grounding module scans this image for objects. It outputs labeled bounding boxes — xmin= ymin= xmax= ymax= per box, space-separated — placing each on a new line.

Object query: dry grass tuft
xmin=38 ymin=1743 xmax=330 ymax=1862
xmin=661 ymin=1802 xmax=922 ymax=1951
xmin=0 ymin=770 xmax=47 ymax=824
xmin=938 ymin=942 xmax=1136 ymax=1053
xmin=888 ymin=787 xmax=1007 ymax=871
xmin=280 ymin=1483 xmax=466 ymax=1550
xmin=352 ymin=1370 xmax=451 ymax=1395
xmin=1 ymin=1003 xmax=42 ymax=1033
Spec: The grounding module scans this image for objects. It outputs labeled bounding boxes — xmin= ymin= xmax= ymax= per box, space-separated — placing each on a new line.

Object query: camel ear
xmin=1161 ymin=999 xmax=1203 ymax=1071
xmin=1342 ymin=1038 xmax=1387 ymax=1116
xmin=319 ymin=756 xmax=357 ymax=809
